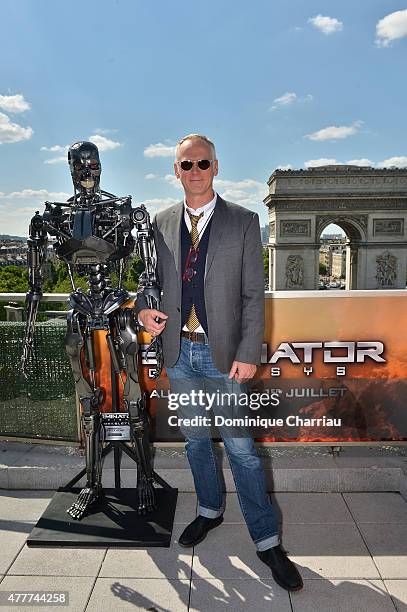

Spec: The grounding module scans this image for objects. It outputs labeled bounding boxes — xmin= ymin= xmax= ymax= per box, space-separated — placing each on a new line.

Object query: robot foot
xmin=137 ymin=476 xmax=156 ymax=514
xmin=66 ymin=486 xmax=101 ymax=520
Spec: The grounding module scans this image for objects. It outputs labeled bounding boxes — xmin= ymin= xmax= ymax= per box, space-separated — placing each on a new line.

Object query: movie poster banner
xmin=141 ymin=291 xmax=407 ymax=443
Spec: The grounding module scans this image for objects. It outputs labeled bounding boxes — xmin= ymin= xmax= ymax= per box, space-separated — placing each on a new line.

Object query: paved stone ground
xmin=0 ymin=490 xmax=406 ymax=611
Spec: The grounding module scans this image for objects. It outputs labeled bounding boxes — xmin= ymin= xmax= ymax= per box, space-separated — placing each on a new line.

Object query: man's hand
xmin=228 ymin=361 xmax=257 ymax=384
xmin=138 ymin=308 xmax=168 ymax=336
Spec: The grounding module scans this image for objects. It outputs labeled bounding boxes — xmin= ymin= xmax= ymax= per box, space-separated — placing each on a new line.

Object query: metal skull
xmin=68 ymin=141 xmax=101 ymax=192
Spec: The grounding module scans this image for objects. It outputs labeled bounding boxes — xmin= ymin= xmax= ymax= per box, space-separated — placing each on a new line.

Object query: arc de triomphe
xmin=264 ymin=165 xmax=407 ymax=290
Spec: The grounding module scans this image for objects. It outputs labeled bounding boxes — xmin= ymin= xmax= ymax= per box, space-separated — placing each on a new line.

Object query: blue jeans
xmin=166 ymin=337 xmax=280 ymax=551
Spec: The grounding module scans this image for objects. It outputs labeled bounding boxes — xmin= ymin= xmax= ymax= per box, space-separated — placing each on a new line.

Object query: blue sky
xmin=0 ymin=0 xmax=406 ymax=236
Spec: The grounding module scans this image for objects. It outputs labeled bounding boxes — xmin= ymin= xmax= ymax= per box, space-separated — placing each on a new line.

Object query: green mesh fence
xmin=0 ymin=321 xmax=78 ymax=441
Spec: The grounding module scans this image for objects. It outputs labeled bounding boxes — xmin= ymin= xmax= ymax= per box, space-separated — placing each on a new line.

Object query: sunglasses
xmin=177 ymin=159 xmax=214 ymax=171
xmin=182 ymin=246 xmax=199 ymax=281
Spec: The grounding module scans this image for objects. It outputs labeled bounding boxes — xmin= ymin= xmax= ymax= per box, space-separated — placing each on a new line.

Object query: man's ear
xmin=213 ymin=159 xmax=219 ymax=177
xmin=174 ymin=161 xmax=180 ymax=179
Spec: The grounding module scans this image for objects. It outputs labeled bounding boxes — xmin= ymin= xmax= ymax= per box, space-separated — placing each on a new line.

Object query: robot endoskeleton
xmin=21 ymin=141 xmax=163 ymax=520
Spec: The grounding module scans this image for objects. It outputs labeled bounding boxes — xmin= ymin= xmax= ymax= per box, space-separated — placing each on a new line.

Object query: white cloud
xmin=0 ymin=189 xmax=71 ymax=235
xmin=375 ymin=9 xmax=407 ymax=47
xmin=0 ymin=111 xmax=33 ymax=144
xmin=0 ymin=94 xmax=31 ymax=114
xmin=142 ymin=197 xmax=179 ymax=216
xmin=377 ymin=156 xmax=407 ymax=168
xmin=41 ymin=135 xmax=121 ymax=164
xmin=270 ymin=92 xmax=313 ymax=111
xmin=93 ymin=128 xmax=118 ymax=135
xmin=214 ymin=178 xmax=263 ymax=191
xmin=214 ymin=178 xmax=268 ymax=213
xmin=164 ymin=174 xmax=182 ymax=189
xmin=41 ymin=143 xmax=68 ymax=164
xmin=271 ymin=92 xmax=297 ymax=110
xmin=0 ymin=189 xmax=70 ymax=200
xmin=346 ymin=158 xmax=373 ymax=166
xmin=308 ymin=14 xmax=343 ymax=35
xmin=306 ymin=121 xmax=362 ymax=141
xmin=144 ymin=142 xmax=176 ymax=158
xmin=142 ymin=173 xmax=181 ymax=188
xmin=40 ymin=144 xmax=66 ymax=152
xmin=0 ymin=94 xmax=32 ymax=146
xmin=44 ymin=156 xmax=66 ymax=165
xmin=89 ymin=134 xmax=121 ymax=151
xmin=276 ymin=164 xmax=294 ymax=171
xmin=304 ymin=158 xmax=341 ymax=168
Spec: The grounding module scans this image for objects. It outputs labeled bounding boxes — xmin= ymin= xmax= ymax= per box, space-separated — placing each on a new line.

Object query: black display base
xmin=27 ymin=487 xmax=178 ymax=548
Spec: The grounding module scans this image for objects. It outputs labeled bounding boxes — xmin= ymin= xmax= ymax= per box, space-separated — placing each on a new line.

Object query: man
xmin=136 ymin=134 xmax=302 ymax=591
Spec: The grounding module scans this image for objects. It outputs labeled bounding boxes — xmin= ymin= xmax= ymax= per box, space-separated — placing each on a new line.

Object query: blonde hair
xmin=175 ymin=134 xmax=216 ymax=160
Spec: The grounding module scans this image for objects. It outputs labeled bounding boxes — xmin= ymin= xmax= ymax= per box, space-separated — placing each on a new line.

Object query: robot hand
xmin=21 ymin=289 xmax=43 ymax=378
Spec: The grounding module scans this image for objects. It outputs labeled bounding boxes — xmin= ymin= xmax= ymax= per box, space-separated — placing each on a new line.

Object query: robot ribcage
xmin=46 ymin=196 xmax=135 ymax=269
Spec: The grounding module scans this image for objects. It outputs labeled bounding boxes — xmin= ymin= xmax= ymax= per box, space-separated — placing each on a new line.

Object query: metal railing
xmin=0 ymin=320 xmax=79 ymax=443
xmin=0 ymin=293 xmax=138 ymax=322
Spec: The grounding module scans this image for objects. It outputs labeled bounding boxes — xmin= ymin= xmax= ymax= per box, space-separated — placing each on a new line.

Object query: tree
xmin=51 ymin=260 xmax=87 ymax=293
xmin=0 ymin=265 xmax=28 ymax=293
xmin=0 ymin=255 xmax=149 ymax=320
xmin=124 ymin=256 xmax=143 ymax=291
xmin=48 ymin=257 xmax=144 ymax=293
xmin=263 ymin=248 xmax=269 ymax=286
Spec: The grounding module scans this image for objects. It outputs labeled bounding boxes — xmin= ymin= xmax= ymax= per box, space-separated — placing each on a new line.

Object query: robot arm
xmin=132 ymin=205 xmax=159 ymax=300
xmin=132 ymin=205 xmax=163 ymax=376
xmin=21 ymin=211 xmax=48 ymax=377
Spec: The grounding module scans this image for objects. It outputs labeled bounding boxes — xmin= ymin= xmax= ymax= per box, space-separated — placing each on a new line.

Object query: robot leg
xmin=117 ymin=308 xmax=156 ymax=513
xmin=65 ymin=311 xmax=105 ymax=519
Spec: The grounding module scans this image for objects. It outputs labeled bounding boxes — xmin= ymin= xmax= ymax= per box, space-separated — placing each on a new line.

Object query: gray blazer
xmin=135 ymin=195 xmax=265 ymax=373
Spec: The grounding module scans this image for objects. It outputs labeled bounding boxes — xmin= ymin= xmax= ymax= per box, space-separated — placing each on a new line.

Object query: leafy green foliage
xmin=50 ymin=261 xmax=88 ymax=293
xmin=0 ymin=265 xmax=29 ymax=293
xmin=263 ymin=248 xmax=269 ymax=283
xmin=124 ymin=257 xmax=143 ymax=291
xmin=0 ymin=255 xmax=144 ymax=298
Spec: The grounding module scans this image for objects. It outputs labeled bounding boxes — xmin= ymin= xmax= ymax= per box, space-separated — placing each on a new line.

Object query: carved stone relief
xmin=285 ymin=254 xmax=304 ymax=288
xmin=373 ymin=219 xmax=404 ymax=236
xmin=269 ymin=221 xmax=276 ymax=238
xmin=280 ymin=220 xmax=311 ymax=237
xmin=375 ymin=251 xmax=397 ymax=287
